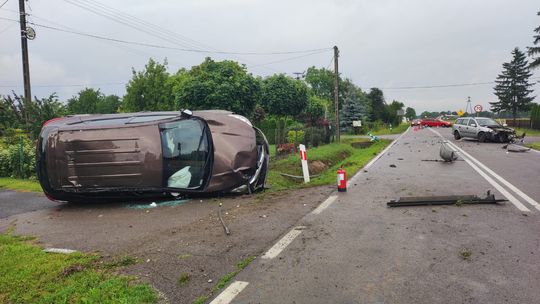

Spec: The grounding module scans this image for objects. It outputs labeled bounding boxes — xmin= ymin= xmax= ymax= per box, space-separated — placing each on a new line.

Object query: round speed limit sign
xmin=474 ymin=104 xmax=483 ymax=113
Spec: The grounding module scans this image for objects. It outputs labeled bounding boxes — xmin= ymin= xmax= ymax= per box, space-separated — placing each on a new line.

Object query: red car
xmin=420 ymin=118 xmax=452 ymax=128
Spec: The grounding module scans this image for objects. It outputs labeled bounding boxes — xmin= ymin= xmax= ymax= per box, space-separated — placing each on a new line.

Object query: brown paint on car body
xmin=37 ymin=110 xmax=268 ymax=203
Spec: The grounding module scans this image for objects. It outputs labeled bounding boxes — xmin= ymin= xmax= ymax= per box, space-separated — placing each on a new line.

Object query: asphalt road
xmin=0 ymin=190 xmax=54 ymax=219
xmin=213 ymin=127 xmax=540 ymax=304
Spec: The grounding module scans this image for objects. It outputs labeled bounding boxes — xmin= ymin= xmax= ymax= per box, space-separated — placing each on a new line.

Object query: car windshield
xmin=475 ymin=118 xmax=500 ymax=127
xmin=159 ymin=119 xmax=210 ymax=189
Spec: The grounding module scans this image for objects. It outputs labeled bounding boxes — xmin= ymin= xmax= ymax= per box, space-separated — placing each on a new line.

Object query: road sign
xmin=352 ymin=120 xmax=362 ymax=127
xmin=474 ymin=104 xmax=483 ymax=113
xmin=457 ymin=109 xmax=465 ymax=116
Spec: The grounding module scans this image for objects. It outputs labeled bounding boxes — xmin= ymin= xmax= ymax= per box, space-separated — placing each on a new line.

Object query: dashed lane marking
xmin=261 ymin=226 xmax=305 ymax=259
xmin=209 ymin=281 xmax=249 ymax=304
xmin=311 ymin=195 xmax=337 ymax=215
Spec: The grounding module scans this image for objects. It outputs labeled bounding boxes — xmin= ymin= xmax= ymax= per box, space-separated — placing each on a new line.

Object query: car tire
xmin=478 ymin=132 xmax=487 ymax=142
xmin=454 ymin=130 xmax=461 ymax=140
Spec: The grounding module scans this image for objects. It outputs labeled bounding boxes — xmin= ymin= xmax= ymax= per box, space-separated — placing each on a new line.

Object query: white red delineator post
xmin=299 ymin=144 xmax=310 ymax=183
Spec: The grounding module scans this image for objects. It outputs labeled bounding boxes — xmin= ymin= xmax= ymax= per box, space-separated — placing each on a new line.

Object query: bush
xmin=287 ymin=130 xmax=305 ymax=145
xmin=0 ymin=133 xmax=36 ymax=179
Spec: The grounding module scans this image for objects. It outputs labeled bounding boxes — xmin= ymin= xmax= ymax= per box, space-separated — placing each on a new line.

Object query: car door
xmin=457 ymin=118 xmax=469 ymax=137
xmin=467 ymin=118 xmax=478 ymax=138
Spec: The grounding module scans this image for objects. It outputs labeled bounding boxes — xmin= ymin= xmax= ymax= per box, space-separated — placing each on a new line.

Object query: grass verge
xmin=0 ymin=177 xmax=42 ymax=192
xmin=193 ymin=256 xmax=256 ymax=304
xmin=0 ymin=232 xmax=157 ymax=304
xmin=525 ymin=142 xmax=540 ymax=151
xmin=515 ymin=127 xmax=540 ymax=137
xmin=370 ymin=123 xmax=409 ymax=135
xmin=266 ymin=139 xmax=390 ymax=192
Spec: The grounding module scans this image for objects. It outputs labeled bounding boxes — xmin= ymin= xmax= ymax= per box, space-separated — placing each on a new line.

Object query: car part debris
xmin=387 ymin=190 xmax=506 ymax=207
xmin=218 ymin=203 xmax=230 ymax=235
xmin=440 ymin=141 xmax=458 ymax=162
xmin=43 ymin=248 xmax=77 ymax=254
xmin=502 ymin=144 xmax=530 ymax=152
xmin=278 ymin=172 xmax=320 ymax=179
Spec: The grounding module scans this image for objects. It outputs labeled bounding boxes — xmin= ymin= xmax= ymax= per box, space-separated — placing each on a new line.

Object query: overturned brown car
xmin=37 ymin=110 xmax=269 ymax=203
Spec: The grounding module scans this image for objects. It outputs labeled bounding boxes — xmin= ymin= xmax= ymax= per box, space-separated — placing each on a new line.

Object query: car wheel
xmin=454 ymin=130 xmax=461 ymax=140
xmin=478 ymin=132 xmax=487 ymax=142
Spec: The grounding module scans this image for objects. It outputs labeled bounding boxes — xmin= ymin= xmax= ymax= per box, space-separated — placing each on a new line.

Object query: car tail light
xmin=42 ymin=117 xmax=63 ymax=127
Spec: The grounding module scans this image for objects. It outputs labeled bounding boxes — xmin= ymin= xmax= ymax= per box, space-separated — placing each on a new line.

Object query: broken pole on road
xmin=387 ymin=191 xmax=507 ymax=207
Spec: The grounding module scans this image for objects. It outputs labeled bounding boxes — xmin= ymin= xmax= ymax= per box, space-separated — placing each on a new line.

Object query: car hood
xmin=486 ymin=125 xmax=515 ymax=134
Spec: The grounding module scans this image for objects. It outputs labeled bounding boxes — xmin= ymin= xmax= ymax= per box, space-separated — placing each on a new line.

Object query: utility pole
xmin=19 ymin=0 xmax=31 ymax=101
xmin=292 ymin=72 xmax=304 ymax=80
xmin=333 ymin=45 xmax=340 ymax=143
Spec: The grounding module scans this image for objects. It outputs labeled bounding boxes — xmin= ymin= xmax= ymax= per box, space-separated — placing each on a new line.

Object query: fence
xmin=260 ymin=126 xmax=333 ymax=155
xmin=500 ymin=118 xmax=538 ymax=129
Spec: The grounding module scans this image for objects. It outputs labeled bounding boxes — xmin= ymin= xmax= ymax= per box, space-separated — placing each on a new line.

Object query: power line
xmin=248 ymin=50 xmax=331 ymax=68
xmin=378 ymin=78 xmax=540 ymax=90
xmin=0 ymin=81 xmax=125 ymax=88
xmin=0 ymin=0 xmax=9 ymax=9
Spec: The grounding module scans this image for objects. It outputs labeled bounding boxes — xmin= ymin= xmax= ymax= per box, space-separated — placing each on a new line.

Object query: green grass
xmin=369 ymin=123 xmax=409 ymax=135
xmin=0 ymin=233 xmax=157 ymax=304
xmin=515 ymin=127 xmax=540 ymax=137
xmin=525 ymin=142 xmax=540 ymax=150
xmin=266 ymin=139 xmax=390 ymax=192
xmin=193 ymin=256 xmax=256 ymax=304
xmin=0 ymin=177 xmax=42 ymax=192
xmin=177 ymin=273 xmax=191 ymax=286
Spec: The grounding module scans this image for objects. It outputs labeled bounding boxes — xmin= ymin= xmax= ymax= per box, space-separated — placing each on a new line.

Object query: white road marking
xmin=428 ymin=128 xmax=531 ymax=212
xmin=348 ymin=127 xmax=410 ymax=186
xmin=445 ymin=140 xmax=540 ymax=211
xmin=261 ymin=226 xmax=305 ymax=259
xmin=311 ymin=195 xmax=337 ymax=215
xmin=209 ymin=281 xmax=249 ymax=304
xmin=43 ymin=248 xmax=77 ymax=254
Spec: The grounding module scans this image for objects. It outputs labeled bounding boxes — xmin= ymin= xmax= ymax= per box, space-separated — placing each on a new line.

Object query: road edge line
xmin=428 ymin=128 xmax=530 ymax=212
xmin=209 ymin=281 xmax=249 ymax=304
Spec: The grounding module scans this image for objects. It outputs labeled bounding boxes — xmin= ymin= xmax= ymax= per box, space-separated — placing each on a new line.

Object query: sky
xmin=1 ymin=0 xmax=539 ymax=114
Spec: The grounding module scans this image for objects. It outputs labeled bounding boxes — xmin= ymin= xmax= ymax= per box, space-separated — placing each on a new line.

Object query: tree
xmin=67 ymin=88 xmax=121 ymax=114
xmin=367 ymin=88 xmax=386 ymax=122
xmin=491 ymin=48 xmax=535 ymax=125
xmin=261 ymin=74 xmax=308 ymax=117
xmin=173 ymin=58 xmax=260 ymax=117
xmin=302 ymin=96 xmax=326 ymax=126
xmin=528 ymin=11 xmax=540 ymax=69
xmin=123 ymin=58 xmax=175 ymax=112
xmin=339 ymin=94 xmax=368 ymax=133
xmin=385 ymin=100 xmax=405 ymax=126
xmin=0 ymin=93 xmax=66 ymax=139
xmin=405 ymin=107 xmax=417 ymax=120
xmin=305 ymin=67 xmax=335 ymax=101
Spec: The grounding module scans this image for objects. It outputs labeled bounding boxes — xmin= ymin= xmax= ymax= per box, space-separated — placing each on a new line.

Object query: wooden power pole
xmin=333 ymin=45 xmax=340 ymax=143
xmin=19 ymin=0 xmax=31 ymax=101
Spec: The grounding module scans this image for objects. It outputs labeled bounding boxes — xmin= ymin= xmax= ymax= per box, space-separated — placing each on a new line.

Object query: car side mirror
xmin=470 ymin=123 xmax=476 ymax=127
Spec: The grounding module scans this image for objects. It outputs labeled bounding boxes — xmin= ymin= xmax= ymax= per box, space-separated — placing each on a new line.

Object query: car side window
xmin=468 ymin=119 xmax=476 ymax=126
xmin=459 ymin=118 xmax=468 ymax=125
xmin=455 ymin=119 xmax=462 ymax=125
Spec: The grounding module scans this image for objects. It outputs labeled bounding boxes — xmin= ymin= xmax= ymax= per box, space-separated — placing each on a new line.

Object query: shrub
xmin=287 ymin=130 xmax=305 ymax=144
xmin=0 ymin=133 xmax=36 ymax=178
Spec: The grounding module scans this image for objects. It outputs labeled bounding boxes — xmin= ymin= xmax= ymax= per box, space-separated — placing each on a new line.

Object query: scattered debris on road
xmin=387 ymin=190 xmax=507 ymax=207
xmin=502 ymin=144 xmax=531 ymax=152
xmin=440 ymin=141 xmax=458 ymax=162
xmin=218 ymin=203 xmax=230 ymax=235
xmin=389 ymin=164 xmax=397 ymax=168
xmin=43 ymin=248 xmax=77 ymax=254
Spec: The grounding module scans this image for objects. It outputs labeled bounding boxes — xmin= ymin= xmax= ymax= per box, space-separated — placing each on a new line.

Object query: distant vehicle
xmin=37 ymin=110 xmax=269 ymax=203
xmin=452 ymin=117 xmax=516 ymax=142
xmin=410 ymin=119 xmax=421 ymax=126
xmin=420 ymin=118 xmax=452 ymax=128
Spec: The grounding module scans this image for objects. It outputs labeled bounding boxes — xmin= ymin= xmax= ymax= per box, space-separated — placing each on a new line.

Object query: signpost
xmin=474 ymin=104 xmax=483 ymax=117
xmin=299 ymin=144 xmax=310 ymax=183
